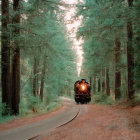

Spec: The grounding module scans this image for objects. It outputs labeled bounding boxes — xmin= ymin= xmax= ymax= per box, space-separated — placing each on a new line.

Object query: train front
xmin=74 ymin=79 xmax=91 ymax=104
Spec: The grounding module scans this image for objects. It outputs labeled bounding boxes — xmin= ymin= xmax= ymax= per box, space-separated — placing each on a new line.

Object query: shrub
xmin=91 ymin=93 xmax=114 ymax=105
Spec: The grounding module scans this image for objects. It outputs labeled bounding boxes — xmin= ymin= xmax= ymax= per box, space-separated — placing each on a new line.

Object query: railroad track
xmin=56 ymin=104 xmax=80 ymax=128
xmin=28 ymin=104 xmax=80 ymax=140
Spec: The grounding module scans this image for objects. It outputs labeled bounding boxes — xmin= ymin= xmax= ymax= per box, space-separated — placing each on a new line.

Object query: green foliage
xmin=77 ymin=0 xmax=140 ymax=102
xmin=20 ymin=0 xmax=77 ymax=99
xmin=0 ymin=0 xmax=78 ymax=119
xmin=0 ymin=99 xmax=16 ymax=123
xmin=91 ymin=94 xmax=114 ymax=105
xmin=135 ymin=93 xmax=140 ymax=105
xmin=19 ymin=93 xmax=62 ymax=116
xmin=77 ymin=0 xmax=126 ymax=79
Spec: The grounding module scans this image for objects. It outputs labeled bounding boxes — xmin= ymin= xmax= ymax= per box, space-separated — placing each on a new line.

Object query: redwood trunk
xmin=98 ymin=78 xmax=101 ymax=92
xmin=102 ymin=69 xmax=105 ymax=93
xmin=1 ymin=0 xmax=11 ymax=114
xmin=106 ymin=68 xmax=110 ymax=96
xmin=11 ymin=0 xmax=21 ymax=115
xmin=93 ymin=77 xmax=96 ymax=93
xmin=114 ymin=38 xmax=121 ymax=100
xmin=102 ymin=81 xmax=105 ymax=93
xmin=33 ymin=57 xmax=37 ymax=96
xmin=40 ymin=56 xmax=46 ymax=101
xmin=127 ymin=0 xmax=135 ymax=100
xmin=90 ymin=77 xmax=92 ymax=85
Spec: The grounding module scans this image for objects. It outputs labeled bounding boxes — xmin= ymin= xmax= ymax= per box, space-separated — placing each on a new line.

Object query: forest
xmin=0 ymin=0 xmax=140 ymax=120
xmin=0 ymin=0 xmax=78 ymax=119
xmin=77 ymin=0 xmax=140 ymax=104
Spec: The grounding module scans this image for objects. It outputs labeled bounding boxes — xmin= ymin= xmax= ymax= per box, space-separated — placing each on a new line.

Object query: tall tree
xmin=93 ymin=77 xmax=96 ymax=93
xmin=1 ymin=0 xmax=11 ymax=114
xmin=114 ymin=38 xmax=121 ymax=100
xmin=106 ymin=68 xmax=110 ymax=96
xmin=102 ymin=69 xmax=105 ymax=93
xmin=127 ymin=0 xmax=135 ymax=100
xmin=33 ymin=56 xmax=37 ymax=96
xmin=40 ymin=55 xmax=46 ymax=101
xmin=98 ymin=78 xmax=101 ymax=92
xmin=11 ymin=0 xmax=21 ymax=115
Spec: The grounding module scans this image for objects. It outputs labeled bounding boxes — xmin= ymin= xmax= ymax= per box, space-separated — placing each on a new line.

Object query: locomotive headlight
xmin=82 ymin=85 xmax=86 ymax=90
xmin=80 ymin=84 xmax=87 ymax=91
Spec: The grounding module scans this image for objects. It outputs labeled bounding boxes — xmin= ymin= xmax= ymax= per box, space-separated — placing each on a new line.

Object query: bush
xmin=91 ymin=93 xmax=114 ymax=105
xmin=135 ymin=93 xmax=140 ymax=105
xmin=0 ymin=102 xmax=16 ymax=123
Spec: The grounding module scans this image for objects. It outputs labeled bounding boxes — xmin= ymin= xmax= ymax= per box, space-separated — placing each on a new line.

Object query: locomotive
xmin=74 ymin=79 xmax=91 ymax=104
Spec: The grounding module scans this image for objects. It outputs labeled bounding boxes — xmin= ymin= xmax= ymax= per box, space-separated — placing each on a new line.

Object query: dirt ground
xmin=0 ymin=104 xmax=140 ymax=140
xmin=41 ymin=105 xmax=140 ymax=140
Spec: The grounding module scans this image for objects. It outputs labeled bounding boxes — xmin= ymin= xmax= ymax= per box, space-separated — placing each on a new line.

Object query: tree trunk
xmin=102 ymin=69 xmax=105 ymax=93
xmin=114 ymin=38 xmax=121 ymax=100
xmin=40 ymin=56 xmax=46 ymax=101
xmin=98 ymin=78 xmax=101 ymax=92
xmin=90 ymin=77 xmax=92 ymax=85
xmin=93 ymin=77 xmax=96 ymax=93
xmin=1 ymin=0 xmax=11 ymax=115
xmin=89 ymin=77 xmax=92 ymax=93
xmin=11 ymin=0 xmax=21 ymax=115
xmin=33 ymin=57 xmax=37 ymax=96
xmin=106 ymin=68 xmax=110 ymax=96
xmin=127 ymin=0 xmax=135 ymax=100
xmin=36 ymin=59 xmax=40 ymax=95
xmin=102 ymin=81 xmax=105 ymax=93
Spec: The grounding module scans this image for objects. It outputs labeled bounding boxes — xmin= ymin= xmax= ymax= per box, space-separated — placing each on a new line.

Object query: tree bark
xmin=33 ymin=57 xmax=37 ymax=96
xmin=114 ymin=38 xmax=121 ymax=100
xmin=127 ymin=0 xmax=135 ymax=100
xmin=93 ymin=77 xmax=96 ymax=93
xmin=11 ymin=0 xmax=21 ymax=115
xmin=40 ymin=56 xmax=46 ymax=101
xmin=36 ymin=59 xmax=40 ymax=95
xmin=90 ymin=77 xmax=92 ymax=85
xmin=98 ymin=78 xmax=101 ymax=92
xmin=102 ymin=81 xmax=105 ymax=93
xmin=102 ymin=69 xmax=105 ymax=93
xmin=1 ymin=0 xmax=11 ymax=114
xmin=106 ymin=68 xmax=110 ymax=96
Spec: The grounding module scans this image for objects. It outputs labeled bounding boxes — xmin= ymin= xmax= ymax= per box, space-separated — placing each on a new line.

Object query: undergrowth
xmin=91 ymin=93 xmax=114 ymax=105
xmin=0 ymin=94 xmax=62 ymax=123
xmin=135 ymin=93 xmax=140 ymax=105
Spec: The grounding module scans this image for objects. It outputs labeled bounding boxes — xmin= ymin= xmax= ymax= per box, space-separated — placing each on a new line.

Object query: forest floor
xmin=0 ymin=103 xmax=140 ymax=140
xmin=41 ymin=104 xmax=140 ymax=140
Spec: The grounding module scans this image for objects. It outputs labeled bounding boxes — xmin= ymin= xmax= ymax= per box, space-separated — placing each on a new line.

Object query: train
xmin=74 ymin=79 xmax=91 ymax=104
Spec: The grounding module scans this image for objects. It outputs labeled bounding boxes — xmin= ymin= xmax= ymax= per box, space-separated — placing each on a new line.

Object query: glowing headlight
xmin=81 ymin=85 xmax=86 ymax=90
xmin=80 ymin=84 xmax=87 ymax=91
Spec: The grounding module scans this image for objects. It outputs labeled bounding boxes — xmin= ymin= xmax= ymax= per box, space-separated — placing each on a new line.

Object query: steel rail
xmin=28 ymin=105 xmax=80 ymax=140
xmin=56 ymin=105 xmax=80 ymax=128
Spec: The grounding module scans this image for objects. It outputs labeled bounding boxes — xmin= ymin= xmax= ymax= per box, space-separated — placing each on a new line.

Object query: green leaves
xmin=20 ymin=0 xmax=77 ymax=99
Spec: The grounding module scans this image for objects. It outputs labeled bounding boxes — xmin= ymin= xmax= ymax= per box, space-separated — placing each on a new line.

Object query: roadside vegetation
xmin=91 ymin=94 xmax=114 ymax=105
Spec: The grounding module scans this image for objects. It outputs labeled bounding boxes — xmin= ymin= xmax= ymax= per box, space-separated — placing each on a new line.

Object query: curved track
xmin=56 ymin=104 xmax=80 ymax=128
xmin=29 ymin=104 xmax=81 ymax=140
xmin=0 ymin=98 xmax=81 ymax=140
